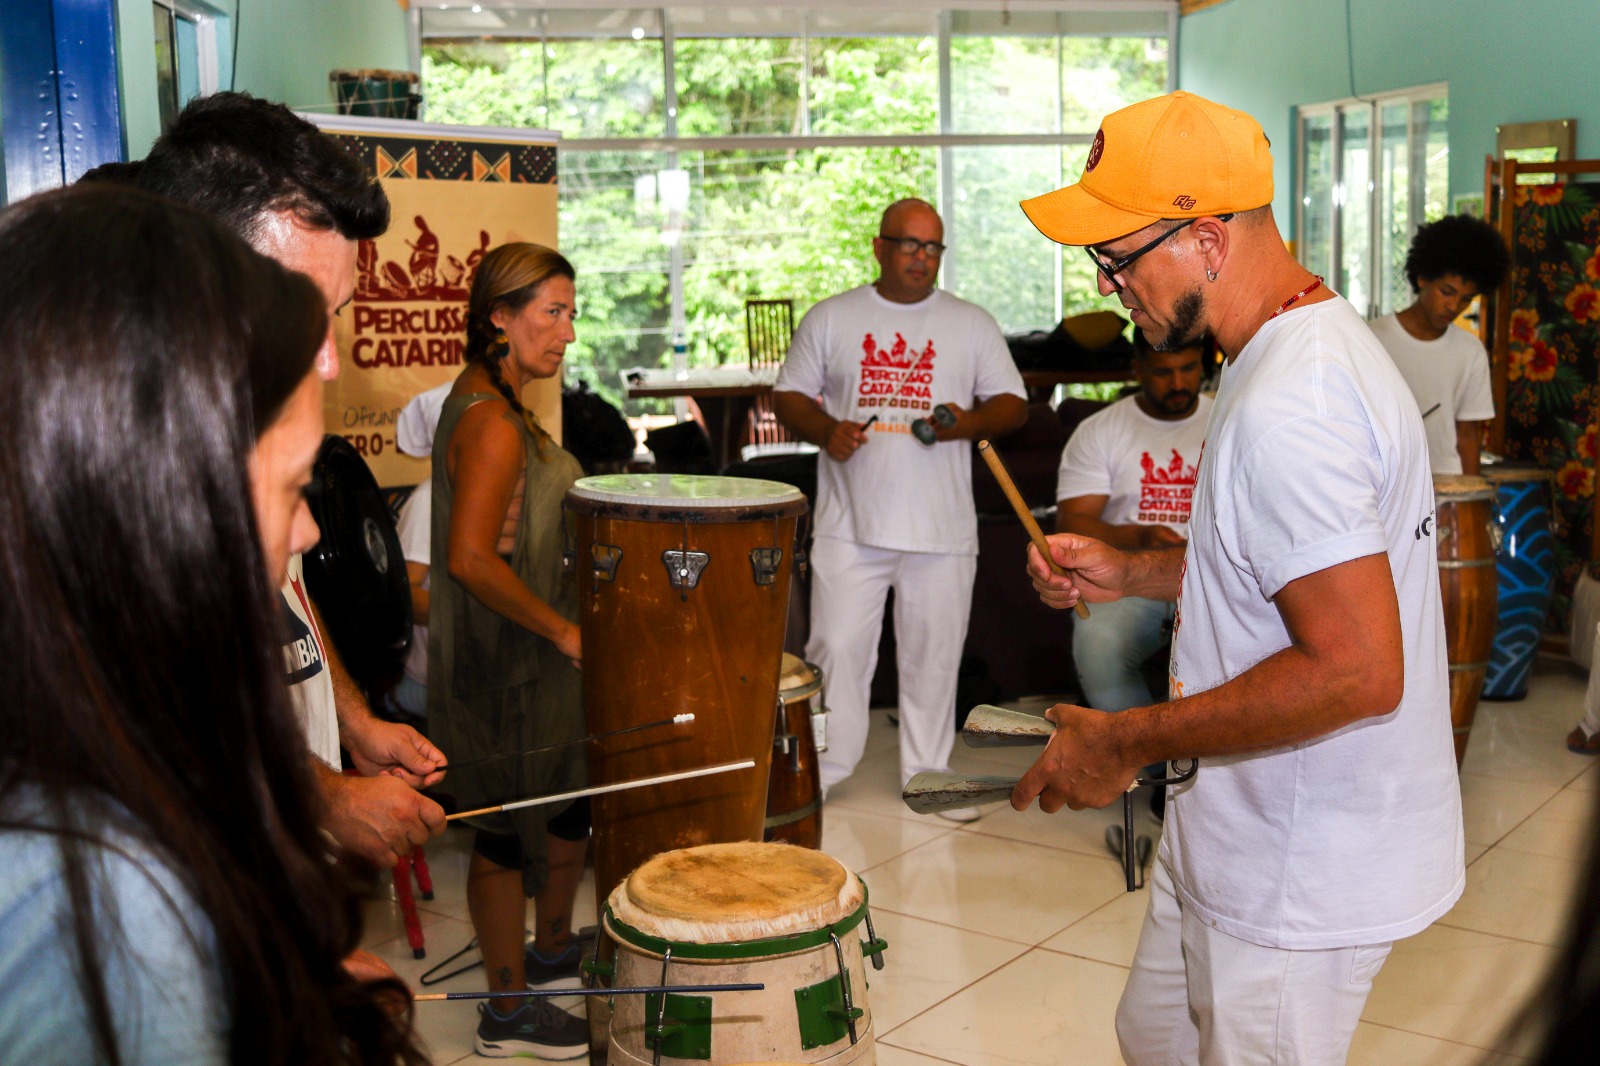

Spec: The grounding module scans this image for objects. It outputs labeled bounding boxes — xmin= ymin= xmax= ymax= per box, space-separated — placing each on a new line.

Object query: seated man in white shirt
xmin=1056 ymin=335 xmax=1210 ymax=818
xmin=1368 ymin=214 xmax=1510 ymax=476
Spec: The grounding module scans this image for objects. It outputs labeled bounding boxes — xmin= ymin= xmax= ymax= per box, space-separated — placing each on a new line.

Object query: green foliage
xmin=421 ymin=30 xmax=1166 ymax=412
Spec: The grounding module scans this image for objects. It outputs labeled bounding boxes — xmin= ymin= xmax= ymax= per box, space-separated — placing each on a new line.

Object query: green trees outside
xmin=422 ymin=30 xmax=1164 ymax=412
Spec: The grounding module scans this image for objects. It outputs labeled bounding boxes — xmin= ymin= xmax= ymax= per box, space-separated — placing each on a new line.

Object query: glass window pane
xmin=949 ymin=34 xmax=1061 ymax=135
xmin=1338 ymin=105 xmax=1372 ymax=316
xmin=1299 ymin=112 xmax=1334 ymax=283
xmin=560 ymin=150 xmax=672 ymax=417
xmin=675 ymin=36 xmax=803 ymax=137
xmin=1061 ymin=36 xmax=1169 ymax=132
xmin=1418 ymin=96 xmax=1449 ymax=218
xmin=1376 ymin=101 xmax=1410 ymax=317
xmin=808 ymin=35 xmax=937 ymax=135
xmin=153 ymin=4 xmax=180 ymax=133
xmin=422 ymin=41 xmax=555 ymax=130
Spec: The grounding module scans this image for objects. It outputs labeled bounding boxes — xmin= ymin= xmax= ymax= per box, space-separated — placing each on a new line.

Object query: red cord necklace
xmin=1269 ymin=275 xmax=1324 ymax=319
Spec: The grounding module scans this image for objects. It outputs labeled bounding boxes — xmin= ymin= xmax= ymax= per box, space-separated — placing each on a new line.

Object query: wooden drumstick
xmin=977 ymin=440 xmax=1091 ymax=620
xmin=446 ymin=759 xmax=756 ymax=821
xmin=415 ymin=983 xmax=763 ymax=1002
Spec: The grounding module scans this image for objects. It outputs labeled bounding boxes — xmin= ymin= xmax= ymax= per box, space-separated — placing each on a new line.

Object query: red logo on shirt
xmin=857 ymin=331 xmax=936 ymax=422
xmin=1137 ymin=448 xmax=1198 ymax=524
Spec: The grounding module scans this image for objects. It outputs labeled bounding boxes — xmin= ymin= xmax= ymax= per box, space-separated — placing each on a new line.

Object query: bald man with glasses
xmin=1013 ymin=93 xmax=1462 ymax=1065
xmin=774 ymin=198 xmax=1027 ymax=816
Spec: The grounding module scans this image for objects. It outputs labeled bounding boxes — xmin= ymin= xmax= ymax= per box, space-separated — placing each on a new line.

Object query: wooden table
xmin=624 ymin=368 xmax=778 ymax=470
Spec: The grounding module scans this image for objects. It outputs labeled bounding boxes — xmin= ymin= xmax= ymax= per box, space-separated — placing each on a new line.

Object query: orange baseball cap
xmin=1021 ymin=91 xmax=1274 ymax=247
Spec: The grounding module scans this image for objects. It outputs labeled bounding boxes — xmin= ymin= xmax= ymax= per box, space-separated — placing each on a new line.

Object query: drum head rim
xmin=601 ymin=880 xmax=871 ymax=961
xmin=568 ymin=473 xmax=805 ymax=509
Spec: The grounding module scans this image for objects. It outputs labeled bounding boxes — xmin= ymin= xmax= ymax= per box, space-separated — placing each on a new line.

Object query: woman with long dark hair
xmin=429 ymin=243 xmax=589 ymax=1058
xmin=0 ymin=184 xmax=427 ymax=1065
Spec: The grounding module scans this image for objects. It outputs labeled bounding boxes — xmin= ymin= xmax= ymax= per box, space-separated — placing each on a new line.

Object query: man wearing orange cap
xmin=1012 ymin=92 xmax=1462 ymax=1064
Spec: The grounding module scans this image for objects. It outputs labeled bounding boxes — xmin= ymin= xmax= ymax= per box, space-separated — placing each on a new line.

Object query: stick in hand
xmin=976 ymin=440 xmax=1090 ymax=619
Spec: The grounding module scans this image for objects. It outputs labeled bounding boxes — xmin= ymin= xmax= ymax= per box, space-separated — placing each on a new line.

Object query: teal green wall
xmin=118 ymin=0 xmax=410 ymax=161
xmin=1176 ymin=0 xmax=1600 ymax=233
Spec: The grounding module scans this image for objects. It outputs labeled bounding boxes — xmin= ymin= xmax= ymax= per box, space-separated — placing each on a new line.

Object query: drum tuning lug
xmin=749 ymin=547 xmax=783 ymax=586
xmin=662 ymin=550 xmax=709 ymax=590
xmin=591 ymin=543 xmax=622 ymax=582
xmin=862 ymin=911 xmax=887 ymax=971
xmin=580 ymin=958 xmax=615 ymax=979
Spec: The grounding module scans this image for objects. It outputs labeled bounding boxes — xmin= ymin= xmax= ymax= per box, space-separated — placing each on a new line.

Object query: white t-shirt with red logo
xmin=1055 ymin=393 xmax=1212 ymax=534
xmin=776 ymin=285 xmax=1025 ymax=555
xmin=1166 ymin=296 xmax=1462 ymax=950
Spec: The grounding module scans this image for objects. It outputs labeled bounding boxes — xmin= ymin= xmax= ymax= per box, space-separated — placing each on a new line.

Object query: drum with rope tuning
xmin=1434 ymin=475 xmax=1499 ymax=766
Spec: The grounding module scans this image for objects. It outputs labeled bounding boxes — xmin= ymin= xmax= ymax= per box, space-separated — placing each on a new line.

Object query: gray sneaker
xmin=523 ymin=936 xmax=589 ymax=988
xmin=474 ymin=999 xmax=588 ymax=1060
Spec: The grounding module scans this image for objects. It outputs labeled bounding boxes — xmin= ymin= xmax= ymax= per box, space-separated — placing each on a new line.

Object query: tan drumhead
xmin=1434 ymin=474 xmax=1494 ymax=502
xmin=778 ymin=654 xmax=822 ymax=702
xmin=611 ymin=842 xmax=861 ymax=943
xmin=1480 ymin=463 xmax=1554 ymax=486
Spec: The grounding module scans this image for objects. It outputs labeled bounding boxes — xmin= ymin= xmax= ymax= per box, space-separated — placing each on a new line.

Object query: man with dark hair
xmin=1016 ymin=92 xmax=1460 ymax=1064
xmin=137 ymin=92 xmax=445 ymax=869
xmin=1370 ymin=214 xmax=1511 ymax=475
xmin=1054 ymin=333 xmax=1209 ymax=821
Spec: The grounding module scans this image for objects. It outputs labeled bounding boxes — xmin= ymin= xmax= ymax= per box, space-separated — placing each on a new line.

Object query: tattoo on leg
xmin=497 ymin=966 xmax=513 ymax=988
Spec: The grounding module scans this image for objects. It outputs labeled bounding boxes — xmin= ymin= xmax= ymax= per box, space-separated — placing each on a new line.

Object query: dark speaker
xmin=303 ymin=435 xmax=413 ymax=687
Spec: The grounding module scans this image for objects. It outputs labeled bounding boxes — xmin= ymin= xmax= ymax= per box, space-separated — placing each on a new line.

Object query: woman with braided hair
xmin=428 ymin=243 xmax=591 ymax=1059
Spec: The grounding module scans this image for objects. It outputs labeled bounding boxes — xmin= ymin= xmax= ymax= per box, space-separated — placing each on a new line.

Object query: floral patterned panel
xmin=1505 ymin=180 xmax=1600 ymax=632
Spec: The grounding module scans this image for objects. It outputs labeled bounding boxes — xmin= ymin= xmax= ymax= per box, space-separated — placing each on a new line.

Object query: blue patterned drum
xmin=1481 ymin=465 xmax=1557 ymax=700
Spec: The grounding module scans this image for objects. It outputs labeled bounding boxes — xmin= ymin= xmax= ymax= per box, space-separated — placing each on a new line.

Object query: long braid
xmin=465 ymin=242 xmax=574 ymax=462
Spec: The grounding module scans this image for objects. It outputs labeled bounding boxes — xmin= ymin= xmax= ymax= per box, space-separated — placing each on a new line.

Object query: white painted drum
xmin=603 ymin=843 xmax=883 ymax=1065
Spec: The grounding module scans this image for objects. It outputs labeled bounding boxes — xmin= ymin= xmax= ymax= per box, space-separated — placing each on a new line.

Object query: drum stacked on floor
xmin=601 ymin=842 xmax=885 ymax=1065
xmin=1433 ymin=475 xmax=1499 ymax=766
xmin=1480 ymin=464 xmax=1558 ymax=701
xmin=765 ymin=654 xmax=827 ymax=849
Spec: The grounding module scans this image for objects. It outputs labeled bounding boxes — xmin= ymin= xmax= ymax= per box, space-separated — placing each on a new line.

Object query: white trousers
xmin=1116 ymin=861 xmax=1392 ymax=1066
xmin=806 ymin=536 xmax=977 ymax=790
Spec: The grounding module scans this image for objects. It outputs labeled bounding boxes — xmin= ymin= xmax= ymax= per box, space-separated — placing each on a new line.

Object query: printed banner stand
xmin=302 ymin=113 xmax=561 ymax=487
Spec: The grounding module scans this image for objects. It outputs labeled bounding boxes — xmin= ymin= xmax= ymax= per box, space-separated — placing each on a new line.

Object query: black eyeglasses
xmin=878 ymin=234 xmax=946 ymax=258
xmin=1086 ymin=213 xmax=1234 ymax=290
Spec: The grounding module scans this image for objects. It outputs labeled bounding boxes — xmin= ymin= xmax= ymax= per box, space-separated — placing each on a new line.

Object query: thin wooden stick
xmin=445 ymin=760 xmax=756 ymax=822
xmin=441 ymin=714 xmax=695 ymax=773
xmin=977 ymin=440 xmax=1091 ymax=620
xmin=415 ymin=983 xmax=764 ymax=1002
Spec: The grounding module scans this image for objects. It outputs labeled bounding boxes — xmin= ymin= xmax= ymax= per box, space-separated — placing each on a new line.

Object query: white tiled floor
xmin=364 ymin=658 xmax=1594 ymax=1064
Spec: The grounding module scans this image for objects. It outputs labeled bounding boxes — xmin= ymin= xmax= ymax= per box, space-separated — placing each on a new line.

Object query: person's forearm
xmin=772 ymin=390 xmax=839 ymax=448
xmin=1109 ymin=633 xmax=1401 ymax=769
xmin=309 ymin=598 xmax=377 ymax=735
xmin=964 ymin=394 xmax=1028 ymax=440
xmin=1118 ymin=545 xmax=1184 ymax=600
xmin=1057 ymin=512 xmax=1152 ymax=551
xmin=448 ymin=547 xmax=571 ymax=642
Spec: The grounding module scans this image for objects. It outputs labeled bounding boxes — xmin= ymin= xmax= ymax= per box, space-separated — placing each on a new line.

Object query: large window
xmin=419 ymin=4 xmax=1174 ymax=410
xmin=1296 ymin=84 xmax=1448 ymax=320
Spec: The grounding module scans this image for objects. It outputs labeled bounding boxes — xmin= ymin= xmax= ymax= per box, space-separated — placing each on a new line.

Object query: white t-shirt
xmin=1368 ymin=315 xmax=1494 ymax=475
xmin=1165 ymin=296 xmax=1463 ymax=951
xmin=1055 ymin=393 xmax=1212 ymax=533
xmin=396 ymin=481 xmax=431 ymax=687
xmin=282 ymin=553 xmax=341 ymax=768
xmin=775 ymin=285 xmax=1026 ymax=555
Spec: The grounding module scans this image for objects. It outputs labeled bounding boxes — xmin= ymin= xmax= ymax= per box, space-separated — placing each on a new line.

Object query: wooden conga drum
xmin=602 ymin=842 xmax=884 ymax=1065
xmin=765 ymin=655 xmax=826 ymax=849
xmin=1434 ymin=475 xmax=1499 ymax=766
xmin=567 ymin=474 xmax=807 ymax=903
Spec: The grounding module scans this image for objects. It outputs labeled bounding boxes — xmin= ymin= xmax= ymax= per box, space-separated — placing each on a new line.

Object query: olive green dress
xmin=428 ymin=391 xmax=586 ymax=896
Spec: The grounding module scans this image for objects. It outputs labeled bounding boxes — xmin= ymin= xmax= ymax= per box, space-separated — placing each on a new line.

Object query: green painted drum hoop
xmin=605 ymin=879 xmax=870 ymax=961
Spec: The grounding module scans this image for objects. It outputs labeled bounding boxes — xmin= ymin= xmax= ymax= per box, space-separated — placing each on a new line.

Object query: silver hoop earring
xmin=1206 ymin=268 xmax=1218 ymax=282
